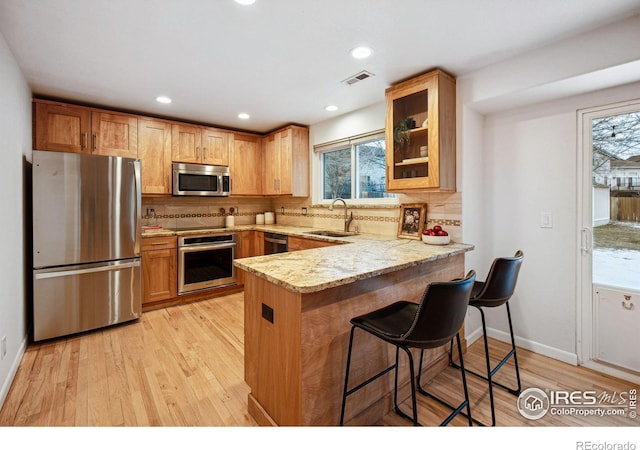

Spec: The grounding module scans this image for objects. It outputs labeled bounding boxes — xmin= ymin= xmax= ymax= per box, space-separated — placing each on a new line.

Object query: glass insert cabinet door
xmin=384 ymin=69 xmax=456 ymax=192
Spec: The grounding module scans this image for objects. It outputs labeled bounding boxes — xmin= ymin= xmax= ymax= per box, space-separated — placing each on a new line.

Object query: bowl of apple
xmin=422 ymin=225 xmax=451 ymax=245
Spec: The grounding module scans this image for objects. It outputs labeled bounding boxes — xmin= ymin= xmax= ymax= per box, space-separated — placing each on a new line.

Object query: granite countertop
xmin=142 ymin=225 xmax=473 ymax=294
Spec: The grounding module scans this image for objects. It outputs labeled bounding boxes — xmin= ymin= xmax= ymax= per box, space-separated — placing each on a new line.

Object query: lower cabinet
xmin=287 ymin=236 xmax=342 ymax=252
xmin=142 ymin=236 xmax=177 ymax=304
xmin=235 ymin=231 xmax=253 ymax=286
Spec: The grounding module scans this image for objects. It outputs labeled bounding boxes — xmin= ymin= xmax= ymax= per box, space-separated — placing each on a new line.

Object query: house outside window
xmin=315 ymin=130 xmax=396 ymax=204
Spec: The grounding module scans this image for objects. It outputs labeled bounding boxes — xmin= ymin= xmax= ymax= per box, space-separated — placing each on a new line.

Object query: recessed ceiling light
xmin=238 ymin=113 xmax=250 ymax=119
xmin=350 ymin=46 xmax=373 ymax=59
xmin=234 ymin=0 xmax=256 ymax=5
xmin=325 ymin=105 xmax=339 ymax=112
xmin=155 ymin=96 xmax=172 ymax=104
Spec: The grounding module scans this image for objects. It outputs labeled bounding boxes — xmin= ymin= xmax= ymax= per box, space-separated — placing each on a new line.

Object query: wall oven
xmin=178 ymin=233 xmax=237 ymax=294
xmin=173 ymin=163 xmax=230 ymax=196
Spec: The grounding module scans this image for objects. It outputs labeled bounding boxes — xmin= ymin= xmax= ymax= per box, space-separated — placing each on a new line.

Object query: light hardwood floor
xmin=1 ymin=293 xmax=637 ymax=427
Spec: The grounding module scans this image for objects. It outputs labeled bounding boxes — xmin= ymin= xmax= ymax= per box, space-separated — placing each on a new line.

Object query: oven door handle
xmin=179 ymin=242 xmax=236 ymax=253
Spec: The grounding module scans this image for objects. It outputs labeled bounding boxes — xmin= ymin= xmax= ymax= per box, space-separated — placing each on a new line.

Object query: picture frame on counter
xmin=397 ymin=203 xmax=426 ymax=239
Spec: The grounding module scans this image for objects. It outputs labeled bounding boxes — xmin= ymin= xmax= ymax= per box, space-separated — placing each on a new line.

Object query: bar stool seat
xmin=339 ymin=271 xmax=476 ymax=426
xmin=450 ymin=250 xmax=524 ymax=427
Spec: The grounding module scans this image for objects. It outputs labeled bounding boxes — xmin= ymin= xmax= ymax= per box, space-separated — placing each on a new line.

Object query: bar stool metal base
xmin=449 ymin=302 xmax=522 ymax=427
xmin=340 ymin=327 xmax=473 ymax=427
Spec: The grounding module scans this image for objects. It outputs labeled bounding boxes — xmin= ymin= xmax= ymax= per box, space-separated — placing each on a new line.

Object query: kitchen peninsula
xmin=234 ymin=232 xmax=473 ymax=426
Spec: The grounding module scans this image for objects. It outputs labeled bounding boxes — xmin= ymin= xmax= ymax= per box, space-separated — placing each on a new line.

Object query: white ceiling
xmin=1 ymin=0 xmax=640 ymax=133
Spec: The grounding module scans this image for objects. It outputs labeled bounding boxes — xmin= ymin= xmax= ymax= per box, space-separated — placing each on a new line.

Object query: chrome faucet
xmin=329 ymin=198 xmax=354 ymax=232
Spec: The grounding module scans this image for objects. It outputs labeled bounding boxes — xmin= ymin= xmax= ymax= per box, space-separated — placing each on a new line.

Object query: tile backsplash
xmin=142 ymin=191 xmax=462 ymax=241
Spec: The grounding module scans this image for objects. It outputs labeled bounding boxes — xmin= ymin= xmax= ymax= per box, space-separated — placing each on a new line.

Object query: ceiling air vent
xmin=342 ymin=70 xmax=375 ymax=85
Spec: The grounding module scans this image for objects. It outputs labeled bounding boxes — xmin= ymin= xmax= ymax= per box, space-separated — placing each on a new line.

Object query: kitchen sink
xmin=304 ymin=230 xmax=356 ymax=238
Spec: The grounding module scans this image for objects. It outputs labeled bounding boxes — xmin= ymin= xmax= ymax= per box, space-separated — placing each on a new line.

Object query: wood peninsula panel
xmin=243 ymin=253 xmax=465 ymax=426
xmin=244 ymin=274 xmax=302 ymax=425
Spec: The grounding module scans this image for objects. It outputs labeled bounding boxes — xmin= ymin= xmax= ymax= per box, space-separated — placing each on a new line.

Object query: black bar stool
xmin=450 ymin=250 xmax=524 ymax=427
xmin=339 ymin=271 xmax=476 ymax=426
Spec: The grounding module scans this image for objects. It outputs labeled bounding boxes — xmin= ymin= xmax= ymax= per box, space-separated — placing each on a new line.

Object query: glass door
xmin=391 ymin=88 xmax=430 ymax=181
xmin=578 ymin=101 xmax=640 ymax=383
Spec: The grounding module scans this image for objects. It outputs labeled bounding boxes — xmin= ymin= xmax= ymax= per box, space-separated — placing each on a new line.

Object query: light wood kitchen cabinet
xmin=230 ymin=132 xmax=262 ymax=195
xmin=201 ymin=127 xmax=230 ymax=166
xmin=34 ymin=99 xmax=138 ymax=158
xmin=235 ymin=231 xmax=254 ymax=286
xmin=91 ymin=112 xmax=138 ymax=158
xmin=287 ymin=236 xmax=342 ymax=252
xmin=34 ymin=101 xmax=92 ymax=153
xmin=171 ymin=124 xmax=231 ymax=166
xmin=142 ymin=236 xmax=177 ymax=304
xmin=385 ymin=69 xmax=456 ymax=192
xmin=262 ymin=125 xmax=309 ymax=197
xmin=138 ymin=118 xmax=172 ymax=195
xmin=171 ymin=123 xmax=202 ymax=163
xmin=253 ymin=231 xmax=264 ymax=256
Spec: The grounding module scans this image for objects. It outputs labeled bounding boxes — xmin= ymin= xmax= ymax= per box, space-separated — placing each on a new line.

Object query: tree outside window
xmin=320 ymin=135 xmax=395 ymax=201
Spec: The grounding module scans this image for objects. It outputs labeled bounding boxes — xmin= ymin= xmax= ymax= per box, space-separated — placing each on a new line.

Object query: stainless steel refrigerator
xmin=32 ymin=150 xmax=142 ymax=341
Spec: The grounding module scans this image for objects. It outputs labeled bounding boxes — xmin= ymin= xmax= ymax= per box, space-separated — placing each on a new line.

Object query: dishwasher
xmin=264 ymin=232 xmax=288 ymax=254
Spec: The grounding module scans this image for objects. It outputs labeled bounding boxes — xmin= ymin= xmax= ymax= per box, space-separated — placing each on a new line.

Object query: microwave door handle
xmin=219 ymin=175 xmax=223 ymax=194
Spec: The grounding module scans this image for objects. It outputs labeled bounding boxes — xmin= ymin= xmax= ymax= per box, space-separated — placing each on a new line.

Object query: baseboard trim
xmin=464 ymin=324 xmax=578 ymax=366
xmin=486 ymin=327 xmax=578 ymax=366
xmin=0 ymin=333 xmax=28 ymax=411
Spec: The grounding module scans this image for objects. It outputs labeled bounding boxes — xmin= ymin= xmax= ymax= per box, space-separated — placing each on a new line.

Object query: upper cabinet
xmin=171 ymin=124 xmax=230 ymax=166
xmin=34 ymin=100 xmax=138 ymax=157
xmin=138 ymin=118 xmax=172 ymax=195
xmin=262 ymin=125 xmax=309 ymax=197
xmin=91 ymin=112 xmax=138 ymax=158
xmin=34 ymin=101 xmax=92 ymax=153
xmin=230 ymin=133 xmax=262 ymax=196
xmin=385 ymin=69 xmax=456 ymax=192
xmin=201 ymin=127 xmax=230 ymax=166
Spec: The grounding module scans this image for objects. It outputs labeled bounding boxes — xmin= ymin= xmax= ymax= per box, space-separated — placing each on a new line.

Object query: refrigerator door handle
xmin=133 ymin=159 xmax=142 ymax=256
xmin=34 ymin=260 xmax=141 ymax=280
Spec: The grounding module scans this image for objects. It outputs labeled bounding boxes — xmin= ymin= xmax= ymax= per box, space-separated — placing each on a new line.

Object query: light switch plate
xmin=540 ymin=212 xmax=553 ymax=228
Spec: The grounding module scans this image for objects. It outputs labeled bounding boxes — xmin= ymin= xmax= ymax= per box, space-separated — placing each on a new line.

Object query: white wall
xmin=0 ymin=31 xmax=32 ymax=409
xmin=458 ymin=12 xmax=640 ymax=362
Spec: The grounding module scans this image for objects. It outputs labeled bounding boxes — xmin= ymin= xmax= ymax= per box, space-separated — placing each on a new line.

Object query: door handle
xmin=581 ymin=228 xmax=592 ymax=255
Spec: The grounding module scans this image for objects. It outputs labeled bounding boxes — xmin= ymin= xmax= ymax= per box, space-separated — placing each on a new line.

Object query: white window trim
xmin=312 ymin=130 xmax=398 ymax=206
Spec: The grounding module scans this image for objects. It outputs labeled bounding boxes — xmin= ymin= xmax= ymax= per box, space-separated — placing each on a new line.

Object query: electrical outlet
xmin=281 ymin=206 xmax=285 ymax=214
xmin=302 ymin=207 xmax=308 ymax=216
xmin=231 ymin=206 xmax=238 ymax=214
xmin=1 ymin=336 xmax=6 ymax=360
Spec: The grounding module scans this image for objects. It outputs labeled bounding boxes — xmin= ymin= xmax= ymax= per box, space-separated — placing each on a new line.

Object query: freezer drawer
xmin=33 ymin=259 xmax=141 ymax=341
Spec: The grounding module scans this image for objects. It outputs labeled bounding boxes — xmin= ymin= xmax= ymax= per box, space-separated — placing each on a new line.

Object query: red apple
xmin=433 ymin=225 xmax=442 ymax=232
xmin=437 ymin=230 xmax=448 ymax=236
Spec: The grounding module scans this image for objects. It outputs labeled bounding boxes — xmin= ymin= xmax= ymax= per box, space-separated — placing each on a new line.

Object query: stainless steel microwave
xmin=172 ymin=163 xmax=231 ymax=196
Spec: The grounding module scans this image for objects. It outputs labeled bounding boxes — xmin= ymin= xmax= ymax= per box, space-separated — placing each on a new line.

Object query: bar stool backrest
xmin=401 ymin=270 xmax=476 ymax=349
xmin=473 ymin=250 xmax=524 ymax=307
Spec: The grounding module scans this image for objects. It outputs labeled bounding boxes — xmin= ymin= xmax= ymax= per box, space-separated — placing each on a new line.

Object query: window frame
xmin=313 ymin=130 xmax=398 ymax=206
